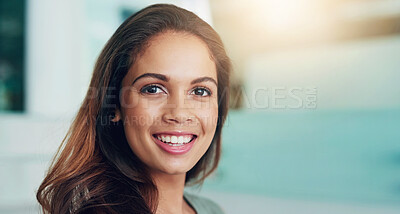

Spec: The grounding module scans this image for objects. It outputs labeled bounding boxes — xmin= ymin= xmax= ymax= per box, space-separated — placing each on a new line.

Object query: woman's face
xmin=117 ymin=31 xmax=218 ymax=175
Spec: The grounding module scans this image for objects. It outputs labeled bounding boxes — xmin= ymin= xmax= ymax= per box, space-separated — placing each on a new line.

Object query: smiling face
xmin=116 ymin=31 xmax=218 ymax=175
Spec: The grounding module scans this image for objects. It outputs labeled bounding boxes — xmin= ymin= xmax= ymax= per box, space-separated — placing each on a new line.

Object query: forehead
xmin=124 ymin=31 xmax=217 ymax=85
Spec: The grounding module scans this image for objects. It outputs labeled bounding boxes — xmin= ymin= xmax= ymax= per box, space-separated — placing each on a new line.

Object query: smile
xmin=153 ymin=134 xmax=195 ymax=146
xmin=152 ymin=132 xmax=197 ymax=155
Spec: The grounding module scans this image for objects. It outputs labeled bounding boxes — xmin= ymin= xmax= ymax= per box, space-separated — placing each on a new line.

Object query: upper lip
xmin=152 ymin=131 xmax=198 ymax=137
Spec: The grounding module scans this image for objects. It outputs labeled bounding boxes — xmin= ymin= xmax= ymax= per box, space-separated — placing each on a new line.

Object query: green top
xmin=183 ymin=192 xmax=225 ymax=214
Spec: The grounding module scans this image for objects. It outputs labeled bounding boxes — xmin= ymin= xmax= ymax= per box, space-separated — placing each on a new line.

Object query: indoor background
xmin=0 ymin=0 xmax=400 ymax=213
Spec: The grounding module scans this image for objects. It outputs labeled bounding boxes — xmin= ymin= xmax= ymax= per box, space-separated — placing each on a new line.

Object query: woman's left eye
xmin=191 ymin=87 xmax=211 ymax=97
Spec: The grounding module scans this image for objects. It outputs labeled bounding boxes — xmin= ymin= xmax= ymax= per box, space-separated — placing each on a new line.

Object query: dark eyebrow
xmin=131 ymin=73 xmax=169 ymax=85
xmin=131 ymin=73 xmax=217 ymax=86
xmin=191 ymin=77 xmax=217 ymax=86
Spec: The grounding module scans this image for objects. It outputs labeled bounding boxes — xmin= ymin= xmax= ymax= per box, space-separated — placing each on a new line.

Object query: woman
xmin=37 ymin=3 xmax=231 ymax=214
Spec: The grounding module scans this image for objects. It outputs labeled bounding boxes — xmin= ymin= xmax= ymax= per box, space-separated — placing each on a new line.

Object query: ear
xmin=111 ymin=108 xmax=122 ymax=122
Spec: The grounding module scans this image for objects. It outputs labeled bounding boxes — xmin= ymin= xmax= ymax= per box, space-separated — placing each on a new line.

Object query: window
xmin=0 ymin=0 xmax=25 ymax=112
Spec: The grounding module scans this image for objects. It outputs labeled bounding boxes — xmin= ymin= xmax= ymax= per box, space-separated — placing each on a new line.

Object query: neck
xmin=152 ymin=171 xmax=189 ymax=214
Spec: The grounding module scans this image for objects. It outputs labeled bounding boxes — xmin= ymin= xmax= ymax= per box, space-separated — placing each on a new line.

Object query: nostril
xmin=163 ymin=115 xmax=195 ymax=124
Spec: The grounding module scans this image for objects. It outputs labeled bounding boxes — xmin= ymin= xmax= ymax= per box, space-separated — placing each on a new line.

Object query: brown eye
xmin=191 ymin=87 xmax=211 ymax=97
xmin=140 ymin=85 xmax=165 ymax=94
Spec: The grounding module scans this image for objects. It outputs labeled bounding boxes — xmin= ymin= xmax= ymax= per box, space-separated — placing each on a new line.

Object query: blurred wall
xmin=245 ymin=35 xmax=400 ymax=110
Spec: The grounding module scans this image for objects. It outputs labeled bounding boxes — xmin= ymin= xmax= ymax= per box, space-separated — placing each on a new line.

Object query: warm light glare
xmin=247 ymin=0 xmax=332 ymax=41
xmin=265 ymin=0 xmax=309 ymax=33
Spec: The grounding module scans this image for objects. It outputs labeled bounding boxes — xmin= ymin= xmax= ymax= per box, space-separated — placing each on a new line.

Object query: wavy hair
xmin=36 ymin=4 xmax=231 ymax=213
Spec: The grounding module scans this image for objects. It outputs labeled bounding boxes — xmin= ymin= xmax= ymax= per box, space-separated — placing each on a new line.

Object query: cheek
xmin=126 ymin=105 xmax=161 ymax=126
xmin=197 ymin=101 xmax=219 ymax=135
xmin=121 ymin=101 xmax=163 ymax=161
xmin=193 ymin=103 xmax=218 ymax=164
xmin=120 ymin=91 xmax=162 ymax=125
xmin=121 ymin=97 xmax=163 ymax=145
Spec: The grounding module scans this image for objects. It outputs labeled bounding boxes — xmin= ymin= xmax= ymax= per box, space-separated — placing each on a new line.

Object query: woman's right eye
xmin=140 ymin=85 xmax=165 ymax=94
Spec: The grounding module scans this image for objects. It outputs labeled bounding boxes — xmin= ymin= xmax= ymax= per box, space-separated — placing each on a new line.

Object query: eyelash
xmin=140 ymin=84 xmax=165 ymax=94
xmin=139 ymin=84 xmax=212 ymax=97
xmin=191 ymin=87 xmax=212 ymax=97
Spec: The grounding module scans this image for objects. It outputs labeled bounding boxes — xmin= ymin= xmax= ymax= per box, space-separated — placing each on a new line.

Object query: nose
xmin=162 ymin=92 xmax=195 ymax=125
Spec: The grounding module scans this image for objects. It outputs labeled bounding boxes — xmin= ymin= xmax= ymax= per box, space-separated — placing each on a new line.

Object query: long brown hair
xmin=36 ymin=4 xmax=231 ymax=214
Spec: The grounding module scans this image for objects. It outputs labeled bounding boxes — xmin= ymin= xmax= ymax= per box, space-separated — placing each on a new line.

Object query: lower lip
xmin=152 ymin=135 xmax=196 ymax=155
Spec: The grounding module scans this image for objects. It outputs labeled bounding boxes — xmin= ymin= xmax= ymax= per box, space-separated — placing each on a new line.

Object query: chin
xmin=155 ymin=161 xmax=195 ymax=175
xmin=153 ymin=168 xmax=189 ymax=176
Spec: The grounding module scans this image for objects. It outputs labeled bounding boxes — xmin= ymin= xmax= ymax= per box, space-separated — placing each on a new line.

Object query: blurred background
xmin=0 ymin=0 xmax=400 ymax=213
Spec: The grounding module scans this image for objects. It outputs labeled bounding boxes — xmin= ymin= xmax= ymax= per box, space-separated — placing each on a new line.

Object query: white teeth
xmin=171 ymin=136 xmax=178 ymax=143
xmin=183 ymin=136 xmax=190 ymax=143
xmin=155 ymin=134 xmax=194 ymax=145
